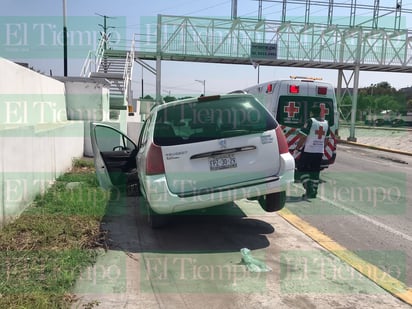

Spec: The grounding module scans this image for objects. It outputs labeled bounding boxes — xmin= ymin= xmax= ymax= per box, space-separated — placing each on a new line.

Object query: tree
xmin=357 ymin=82 xmax=407 ymax=115
xmin=163 ymin=95 xmax=177 ymax=103
xmin=178 ymin=96 xmax=194 ymax=100
xmin=375 ymin=95 xmax=401 ymax=112
xmin=374 ymin=81 xmax=396 ymax=95
xmin=143 ymin=95 xmax=154 ymax=100
xmin=407 ymin=99 xmax=412 ymax=112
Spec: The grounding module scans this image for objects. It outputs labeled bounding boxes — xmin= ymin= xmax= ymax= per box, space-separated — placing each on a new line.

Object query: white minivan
xmin=242 ymin=77 xmax=339 ymax=169
xmin=91 ymin=94 xmax=295 ymax=228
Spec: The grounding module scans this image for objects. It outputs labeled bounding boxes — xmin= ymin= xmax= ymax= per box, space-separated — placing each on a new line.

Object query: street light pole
xmin=63 ymin=0 xmax=68 ymax=76
xmin=195 ymin=79 xmax=206 ymax=96
xmin=257 ymin=64 xmax=260 ymax=84
xmin=141 ymin=66 xmax=144 ymax=99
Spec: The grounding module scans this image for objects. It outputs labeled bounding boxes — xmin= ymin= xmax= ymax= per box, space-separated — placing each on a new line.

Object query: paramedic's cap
xmin=310 ymin=106 xmax=321 ymax=117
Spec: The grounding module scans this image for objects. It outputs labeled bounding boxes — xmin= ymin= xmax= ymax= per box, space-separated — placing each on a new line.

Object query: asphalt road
xmin=286 ymin=143 xmax=412 ymax=288
xmin=72 ymin=144 xmax=412 ymax=308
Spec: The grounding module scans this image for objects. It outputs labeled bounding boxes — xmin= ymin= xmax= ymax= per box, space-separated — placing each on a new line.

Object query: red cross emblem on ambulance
xmin=319 ymin=103 xmax=329 ymax=118
xmin=284 ymin=102 xmax=300 ymax=118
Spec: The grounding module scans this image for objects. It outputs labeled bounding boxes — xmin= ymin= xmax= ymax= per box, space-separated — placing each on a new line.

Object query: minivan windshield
xmin=154 ymin=96 xmax=278 ymax=146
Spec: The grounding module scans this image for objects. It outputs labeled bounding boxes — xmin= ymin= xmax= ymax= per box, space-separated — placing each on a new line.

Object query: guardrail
xmin=123 ymin=36 xmax=135 ymax=105
xmin=80 ymin=35 xmax=106 ymax=77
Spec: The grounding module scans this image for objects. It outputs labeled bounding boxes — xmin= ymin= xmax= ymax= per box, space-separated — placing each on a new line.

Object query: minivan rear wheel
xmin=258 ymin=191 xmax=286 ymax=212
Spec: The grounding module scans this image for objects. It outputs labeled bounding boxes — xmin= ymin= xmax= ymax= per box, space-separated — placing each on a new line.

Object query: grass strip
xmin=0 ymin=158 xmax=110 ymax=308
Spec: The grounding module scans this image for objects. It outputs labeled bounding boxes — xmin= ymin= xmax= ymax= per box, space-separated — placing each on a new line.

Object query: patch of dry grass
xmin=0 ymin=158 xmax=110 ymax=308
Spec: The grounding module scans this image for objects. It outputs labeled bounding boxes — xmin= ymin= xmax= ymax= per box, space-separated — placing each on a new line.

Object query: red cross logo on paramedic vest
xmin=315 ymin=125 xmax=326 ymax=139
xmin=284 ymin=102 xmax=300 ymax=118
xmin=319 ymin=103 xmax=329 ymax=118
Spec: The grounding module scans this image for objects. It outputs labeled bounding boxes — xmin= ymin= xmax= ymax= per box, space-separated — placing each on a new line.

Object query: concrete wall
xmin=64 ymin=78 xmax=110 ymax=122
xmin=55 ymin=77 xmax=131 ymax=156
xmin=55 ymin=77 xmax=112 ymax=157
xmin=127 ymin=114 xmax=143 ymax=145
xmin=0 ymin=57 xmax=84 ymax=227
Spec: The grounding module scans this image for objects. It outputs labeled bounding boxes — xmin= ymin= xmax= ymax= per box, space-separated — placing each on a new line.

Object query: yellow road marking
xmin=278 ymin=207 xmax=412 ymax=305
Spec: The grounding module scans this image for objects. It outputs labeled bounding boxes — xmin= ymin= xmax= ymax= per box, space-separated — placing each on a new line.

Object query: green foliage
xmin=356 ymin=82 xmax=408 ymax=114
xmin=72 ymin=158 xmax=94 ymax=169
xmin=143 ymin=94 xmax=154 ymax=100
xmin=163 ymin=95 xmax=177 ymax=102
xmin=0 ymin=160 xmax=109 ymax=308
xmin=178 ymin=96 xmax=195 ymax=100
xmin=407 ymin=99 xmax=412 ymax=111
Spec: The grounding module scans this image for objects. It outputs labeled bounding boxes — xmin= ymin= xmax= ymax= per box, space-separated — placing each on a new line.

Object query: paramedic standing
xmin=295 ymin=106 xmax=330 ymax=199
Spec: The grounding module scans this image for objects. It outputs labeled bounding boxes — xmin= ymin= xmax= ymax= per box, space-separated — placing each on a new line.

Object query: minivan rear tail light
xmin=317 ymin=86 xmax=327 ymax=95
xmin=275 ymin=126 xmax=290 ymax=154
xmin=266 ymin=84 xmax=273 ymax=93
xmin=146 ymin=143 xmax=165 ymax=175
xmin=289 ymin=85 xmax=299 ymax=94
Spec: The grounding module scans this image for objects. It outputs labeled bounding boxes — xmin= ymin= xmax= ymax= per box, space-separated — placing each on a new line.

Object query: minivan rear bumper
xmin=142 ymin=153 xmax=295 ymax=214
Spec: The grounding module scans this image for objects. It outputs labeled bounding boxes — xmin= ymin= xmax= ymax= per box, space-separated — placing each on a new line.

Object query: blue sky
xmin=3 ymin=0 xmax=412 ymax=97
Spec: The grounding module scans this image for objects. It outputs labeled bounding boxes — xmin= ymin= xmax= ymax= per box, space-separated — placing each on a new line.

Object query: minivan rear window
xmin=154 ymin=96 xmax=277 ymax=146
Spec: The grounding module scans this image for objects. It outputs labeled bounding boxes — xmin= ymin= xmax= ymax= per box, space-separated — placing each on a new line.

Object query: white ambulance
xmin=242 ymin=76 xmax=339 ymax=169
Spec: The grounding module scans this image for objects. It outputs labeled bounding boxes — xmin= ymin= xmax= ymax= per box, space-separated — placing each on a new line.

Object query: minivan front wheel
xmin=258 ymin=191 xmax=286 ymax=212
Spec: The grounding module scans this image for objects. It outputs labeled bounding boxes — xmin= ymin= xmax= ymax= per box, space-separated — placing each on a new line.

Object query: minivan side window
xmin=94 ymin=125 xmax=132 ymax=152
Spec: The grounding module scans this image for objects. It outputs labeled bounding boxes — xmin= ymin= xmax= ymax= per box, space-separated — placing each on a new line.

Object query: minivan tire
xmin=258 ymin=191 xmax=286 ymax=212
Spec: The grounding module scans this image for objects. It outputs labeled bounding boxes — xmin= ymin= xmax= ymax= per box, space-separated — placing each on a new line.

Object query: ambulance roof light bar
xmin=290 ymin=76 xmax=323 ymax=81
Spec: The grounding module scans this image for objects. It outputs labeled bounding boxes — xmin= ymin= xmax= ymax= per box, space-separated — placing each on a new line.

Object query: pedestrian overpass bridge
xmin=136 ymin=15 xmax=412 ymax=73
xmin=81 ymin=14 xmax=412 ymax=140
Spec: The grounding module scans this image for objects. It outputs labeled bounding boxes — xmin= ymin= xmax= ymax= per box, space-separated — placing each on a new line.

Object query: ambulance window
xmin=276 ymin=96 xmax=334 ymax=128
xmin=276 ymin=96 xmax=306 ymax=128
xmin=310 ymin=99 xmax=334 ymax=126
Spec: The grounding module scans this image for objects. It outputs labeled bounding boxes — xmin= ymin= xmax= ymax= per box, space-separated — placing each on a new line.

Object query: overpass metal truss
xmin=136 ymin=14 xmax=412 ymax=139
xmin=137 ymin=15 xmax=412 ymax=71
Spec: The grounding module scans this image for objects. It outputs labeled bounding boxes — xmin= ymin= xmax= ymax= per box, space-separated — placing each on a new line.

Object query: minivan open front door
xmin=90 ymin=123 xmax=138 ymax=191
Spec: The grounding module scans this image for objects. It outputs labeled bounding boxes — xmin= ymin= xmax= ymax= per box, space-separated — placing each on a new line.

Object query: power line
xmin=183 ymin=0 xmax=231 ymax=16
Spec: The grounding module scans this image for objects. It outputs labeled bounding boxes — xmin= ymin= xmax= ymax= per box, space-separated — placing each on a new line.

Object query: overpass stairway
xmin=89 ymin=49 xmax=132 ymax=113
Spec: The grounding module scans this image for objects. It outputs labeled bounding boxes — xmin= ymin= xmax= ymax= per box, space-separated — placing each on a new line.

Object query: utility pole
xmin=96 ymin=13 xmax=115 ymax=51
xmin=231 ymin=0 xmax=238 ymax=19
xmin=96 ymin=13 xmax=115 ymax=73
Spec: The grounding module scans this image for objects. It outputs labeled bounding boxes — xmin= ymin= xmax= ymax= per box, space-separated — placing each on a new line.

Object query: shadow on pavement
xmin=100 ymin=194 xmax=275 ymax=254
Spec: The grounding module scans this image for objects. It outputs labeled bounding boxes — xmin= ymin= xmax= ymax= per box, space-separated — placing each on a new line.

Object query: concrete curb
xmin=337 ymin=139 xmax=412 ymax=157
xmin=278 ymin=208 xmax=412 ymax=306
xmin=340 ymin=125 xmax=412 ymax=132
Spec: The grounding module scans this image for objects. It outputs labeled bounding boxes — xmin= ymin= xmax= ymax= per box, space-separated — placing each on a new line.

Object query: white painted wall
xmin=59 ymin=78 xmax=110 ymax=122
xmin=127 ymin=117 xmax=143 ymax=145
xmin=0 ymin=58 xmax=67 ymax=124
xmin=56 ymin=77 xmax=111 ymax=157
xmin=0 ymin=57 xmax=84 ymax=227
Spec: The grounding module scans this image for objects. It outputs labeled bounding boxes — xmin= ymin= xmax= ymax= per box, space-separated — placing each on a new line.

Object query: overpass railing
xmin=135 ymin=15 xmax=412 ymax=68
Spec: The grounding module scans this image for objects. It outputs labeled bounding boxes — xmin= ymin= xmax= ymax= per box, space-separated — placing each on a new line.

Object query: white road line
xmin=321 ymin=195 xmax=412 ymax=243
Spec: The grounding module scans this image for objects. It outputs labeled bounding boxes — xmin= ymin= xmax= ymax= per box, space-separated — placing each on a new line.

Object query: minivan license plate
xmin=209 ymin=154 xmax=237 ymax=171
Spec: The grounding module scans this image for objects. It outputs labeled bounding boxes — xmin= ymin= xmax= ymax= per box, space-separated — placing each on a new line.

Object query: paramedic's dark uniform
xmin=297 ymin=117 xmax=330 ymax=198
